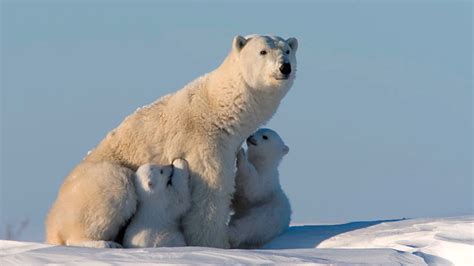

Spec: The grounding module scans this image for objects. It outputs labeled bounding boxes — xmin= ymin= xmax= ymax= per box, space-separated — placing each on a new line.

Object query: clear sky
xmin=1 ymin=1 xmax=472 ymax=241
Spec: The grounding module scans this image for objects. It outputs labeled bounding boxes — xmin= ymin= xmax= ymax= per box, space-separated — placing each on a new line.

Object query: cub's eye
xmin=286 ymin=50 xmax=290 ymax=55
xmin=262 ymin=135 xmax=268 ymax=140
xmin=160 ymin=169 xmax=163 ymax=174
xmin=260 ymin=50 xmax=267 ymax=55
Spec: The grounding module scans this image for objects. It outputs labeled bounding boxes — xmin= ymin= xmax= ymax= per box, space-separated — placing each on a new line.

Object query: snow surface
xmin=1 ymin=216 xmax=472 ymax=265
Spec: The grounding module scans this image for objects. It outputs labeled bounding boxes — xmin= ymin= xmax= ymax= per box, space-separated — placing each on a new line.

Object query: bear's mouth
xmin=166 ymin=166 xmax=174 ymax=187
xmin=274 ymin=74 xmax=290 ymax=80
xmin=247 ymin=136 xmax=258 ymax=146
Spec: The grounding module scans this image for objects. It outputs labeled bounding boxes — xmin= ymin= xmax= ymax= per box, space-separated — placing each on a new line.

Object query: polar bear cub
xmin=123 ymin=159 xmax=191 ymax=248
xmin=229 ymin=128 xmax=291 ymax=248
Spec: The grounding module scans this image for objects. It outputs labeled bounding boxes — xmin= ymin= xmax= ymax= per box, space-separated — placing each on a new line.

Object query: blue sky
xmin=1 ymin=1 xmax=472 ymax=240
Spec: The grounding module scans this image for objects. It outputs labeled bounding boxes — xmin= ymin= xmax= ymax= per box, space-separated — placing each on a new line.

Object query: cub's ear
xmin=147 ymin=180 xmax=154 ymax=190
xmin=287 ymin=37 xmax=298 ymax=52
xmin=283 ymin=145 xmax=290 ymax=155
xmin=233 ymin=35 xmax=247 ymax=53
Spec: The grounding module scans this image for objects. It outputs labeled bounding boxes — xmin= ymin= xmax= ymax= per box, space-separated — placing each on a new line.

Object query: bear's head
xmin=246 ymin=128 xmax=289 ymax=166
xmin=135 ymin=161 xmax=191 ymax=217
xmin=233 ymin=35 xmax=298 ymax=93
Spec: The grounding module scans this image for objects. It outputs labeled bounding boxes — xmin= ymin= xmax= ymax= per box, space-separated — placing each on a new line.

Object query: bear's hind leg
xmin=45 ymin=162 xmax=138 ymax=248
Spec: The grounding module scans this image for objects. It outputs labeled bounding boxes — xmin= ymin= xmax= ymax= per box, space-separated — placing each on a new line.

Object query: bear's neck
xmin=252 ymin=158 xmax=280 ymax=175
xmin=134 ymin=201 xmax=179 ymax=229
xmin=205 ymin=54 xmax=287 ymax=143
xmin=253 ymin=158 xmax=281 ymax=181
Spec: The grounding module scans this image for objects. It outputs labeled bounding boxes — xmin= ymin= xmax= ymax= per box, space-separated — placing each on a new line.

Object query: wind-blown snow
xmin=1 ymin=216 xmax=472 ymax=265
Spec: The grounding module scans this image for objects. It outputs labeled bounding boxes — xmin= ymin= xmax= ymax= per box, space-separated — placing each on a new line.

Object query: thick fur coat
xmin=46 ymin=35 xmax=298 ymax=248
xmin=123 ymin=159 xmax=191 ymax=248
xmin=229 ymin=128 xmax=291 ymax=248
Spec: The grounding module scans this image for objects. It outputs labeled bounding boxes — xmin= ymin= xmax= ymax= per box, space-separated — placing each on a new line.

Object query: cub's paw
xmin=172 ymin=158 xmax=190 ymax=181
xmin=236 ymin=148 xmax=248 ymax=167
xmin=172 ymin=158 xmax=189 ymax=171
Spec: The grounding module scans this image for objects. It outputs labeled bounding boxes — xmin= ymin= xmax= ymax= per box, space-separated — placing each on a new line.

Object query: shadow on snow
xmin=263 ymin=219 xmax=404 ymax=249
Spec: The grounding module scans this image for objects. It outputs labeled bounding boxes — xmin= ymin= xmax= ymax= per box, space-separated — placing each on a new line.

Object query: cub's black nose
xmin=279 ymin=63 xmax=291 ymax=75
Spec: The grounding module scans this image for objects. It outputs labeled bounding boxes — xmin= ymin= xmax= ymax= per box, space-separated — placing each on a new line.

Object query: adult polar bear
xmin=46 ymin=35 xmax=298 ymax=248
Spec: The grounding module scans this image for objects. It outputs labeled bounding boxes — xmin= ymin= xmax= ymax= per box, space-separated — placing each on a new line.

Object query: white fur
xmin=229 ymin=128 xmax=291 ymax=248
xmin=45 ymin=162 xmax=137 ymax=248
xmin=46 ymin=35 xmax=298 ymax=248
xmin=123 ymin=159 xmax=191 ymax=248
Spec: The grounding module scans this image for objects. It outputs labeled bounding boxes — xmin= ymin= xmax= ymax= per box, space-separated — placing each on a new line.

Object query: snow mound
xmin=1 ymin=216 xmax=472 ymax=265
xmin=266 ymin=216 xmax=473 ymax=265
xmin=317 ymin=216 xmax=474 ymax=265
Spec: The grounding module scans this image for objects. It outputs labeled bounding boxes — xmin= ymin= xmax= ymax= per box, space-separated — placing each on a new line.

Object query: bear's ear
xmin=282 ymin=145 xmax=290 ymax=155
xmin=147 ymin=180 xmax=154 ymax=190
xmin=287 ymin=37 xmax=298 ymax=52
xmin=233 ymin=35 xmax=247 ymax=53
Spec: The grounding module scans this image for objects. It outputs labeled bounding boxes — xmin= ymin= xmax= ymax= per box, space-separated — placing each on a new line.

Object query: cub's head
xmin=246 ymin=128 xmax=289 ymax=166
xmin=232 ymin=35 xmax=298 ymax=92
xmin=135 ymin=161 xmax=191 ymax=216
xmin=135 ymin=163 xmax=174 ymax=197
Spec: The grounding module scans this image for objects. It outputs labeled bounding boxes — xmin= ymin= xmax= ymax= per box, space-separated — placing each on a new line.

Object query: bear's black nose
xmin=279 ymin=63 xmax=291 ymax=75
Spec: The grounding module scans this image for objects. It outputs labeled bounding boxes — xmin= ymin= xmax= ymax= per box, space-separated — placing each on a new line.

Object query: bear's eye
xmin=260 ymin=50 xmax=267 ymax=56
xmin=262 ymin=135 xmax=268 ymax=140
xmin=286 ymin=50 xmax=290 ymax=55
xmin=160 ymin=169 xmax=163 ymax=175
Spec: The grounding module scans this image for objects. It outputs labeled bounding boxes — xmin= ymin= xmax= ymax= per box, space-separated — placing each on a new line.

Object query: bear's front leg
xmin=181 ymin=157 xmax=234 ymax=248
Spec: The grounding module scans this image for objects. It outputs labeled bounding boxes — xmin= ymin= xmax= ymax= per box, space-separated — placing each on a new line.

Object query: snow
xmin=0 ymin=241 xmax=424 ymax=265
xmin=318 ymin=216 xmax=474 ymax=265
xmin=1 ymin=216 xmax=472 ymax=265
